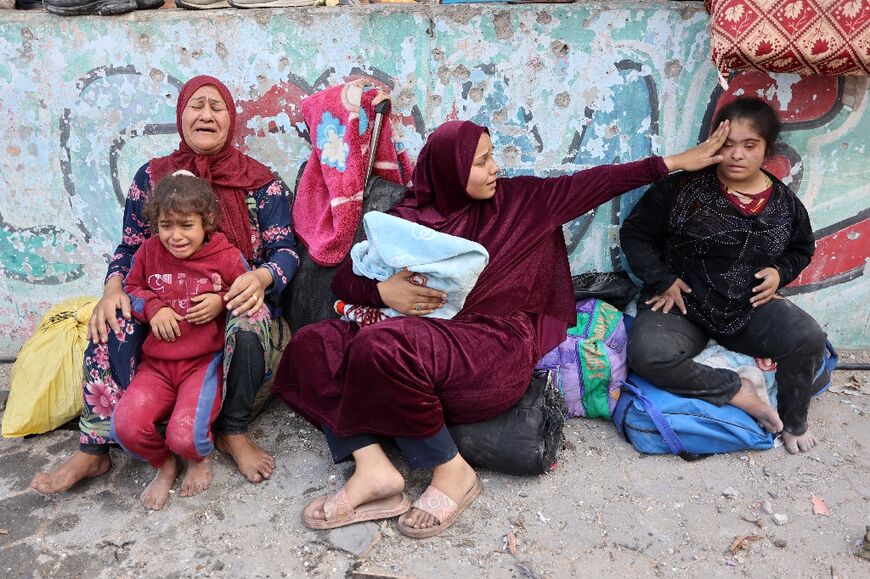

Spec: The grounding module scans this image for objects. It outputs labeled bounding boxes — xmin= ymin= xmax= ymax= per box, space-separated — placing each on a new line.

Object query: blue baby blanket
xmin=350 ymin=212 xmax=489 ymax=319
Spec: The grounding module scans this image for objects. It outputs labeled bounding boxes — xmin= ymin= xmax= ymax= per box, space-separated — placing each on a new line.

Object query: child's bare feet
xmin=782 ymin=430 xmax=817 ymax=453
xmin=180 ymin=455 xmax=212 ymax=497
xmin=31 ymin=451 xmax=111 ymax=495
xmin=729 ymin=376 xmax=784 ymax=433
xmin=215 ymin=432 xmax=274 ymax=483
xmin=141 ymin=456 xmax=180 ymax=511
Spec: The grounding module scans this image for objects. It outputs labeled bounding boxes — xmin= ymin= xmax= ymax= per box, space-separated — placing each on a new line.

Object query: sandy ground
xmin=1 ymin=354 xmax=868 ymax=579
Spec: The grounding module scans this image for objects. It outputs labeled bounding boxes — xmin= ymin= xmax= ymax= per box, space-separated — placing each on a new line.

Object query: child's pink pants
xmin=111 ymin=352 xmax=223 ymax=468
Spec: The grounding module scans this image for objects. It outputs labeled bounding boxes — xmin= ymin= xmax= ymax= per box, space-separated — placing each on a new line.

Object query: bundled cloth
xmin=339 ymin=211 xmax=489 ymax=324
xmin=707 ymin=0 xmax=870 ymax=79
xmin=334 ymin=299 xmax=391 ymax=327
xmin=694 ymin=342 xmax=777 ymax=406
xmin=2 ymin=297 xmax=97 ymax=437
xmin=292 ymin=81 xmax=413 ymax=266
xmin=536 ymin=298 xmax=628 ymax=419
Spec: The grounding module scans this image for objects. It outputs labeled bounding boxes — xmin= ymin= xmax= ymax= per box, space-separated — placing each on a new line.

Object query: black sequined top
xmin=620 ymin=166 xmax=815 ymax=335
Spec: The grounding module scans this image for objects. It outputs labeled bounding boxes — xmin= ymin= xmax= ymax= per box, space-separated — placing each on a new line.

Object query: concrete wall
xmin=0 ymin=4 xmax=868 ymax=356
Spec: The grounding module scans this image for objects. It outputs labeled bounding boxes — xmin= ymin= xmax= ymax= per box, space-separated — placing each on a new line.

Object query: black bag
xmin=448 ymin=370 xmax=567 ymax=476
xmin=284 ymin=176 xmax=408 ymax=334
xmin=571 ymin=271 xmax=638 ymax=311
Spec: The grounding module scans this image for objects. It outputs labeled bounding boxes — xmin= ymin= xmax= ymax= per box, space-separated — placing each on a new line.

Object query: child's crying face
xmin=157 ymin=211 xmax=207 ymax=260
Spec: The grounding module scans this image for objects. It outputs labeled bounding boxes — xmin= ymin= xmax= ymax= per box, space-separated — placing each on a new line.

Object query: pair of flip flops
xmin=302 ymin=478 xmax=483 ymax=538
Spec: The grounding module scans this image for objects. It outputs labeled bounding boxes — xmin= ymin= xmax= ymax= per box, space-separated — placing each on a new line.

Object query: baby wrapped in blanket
xmin=335 ymin=211 xmax=489 ymax=326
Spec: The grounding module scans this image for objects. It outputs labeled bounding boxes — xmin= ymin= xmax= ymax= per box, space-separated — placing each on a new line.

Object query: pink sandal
xmin=398 ymin=477 xmax=483 ymax=539
xmin=302 ymin=487 xmax=411 ymax=530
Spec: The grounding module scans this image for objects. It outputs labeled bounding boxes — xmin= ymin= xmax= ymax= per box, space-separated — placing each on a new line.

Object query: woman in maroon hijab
xmin=32 ymin=76 xmax=299 ymax=502
xmin=274 ymin=119 xmax=730 ymax=537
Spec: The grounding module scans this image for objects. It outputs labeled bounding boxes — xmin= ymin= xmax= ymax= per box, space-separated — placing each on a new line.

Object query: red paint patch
xmin=232 ymin=74 xmax=421 ymax=153
xmin=789 ymin=215 xmax=870 ymax=288
xmin=762 ymin=154 xmax=792 ymax=182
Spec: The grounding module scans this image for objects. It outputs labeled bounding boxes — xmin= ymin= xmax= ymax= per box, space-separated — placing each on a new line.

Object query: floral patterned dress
xmin=80 ymin=162 xmax=298 ymax=450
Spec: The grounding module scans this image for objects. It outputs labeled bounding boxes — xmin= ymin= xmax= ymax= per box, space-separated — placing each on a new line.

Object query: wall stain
xmin=0 ymin=6 xmax=868 ymax=351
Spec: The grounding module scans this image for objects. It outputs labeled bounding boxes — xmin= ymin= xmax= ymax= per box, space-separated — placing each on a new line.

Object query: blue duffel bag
xmin=613 ymin=341 xmax=838 ymax=459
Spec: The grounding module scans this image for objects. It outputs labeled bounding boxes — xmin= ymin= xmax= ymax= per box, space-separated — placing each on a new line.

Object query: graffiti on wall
xmin=18 ymin=66 xmax=868 ymax=291
xmin=1 ymin=6 xmax=868 ymax=353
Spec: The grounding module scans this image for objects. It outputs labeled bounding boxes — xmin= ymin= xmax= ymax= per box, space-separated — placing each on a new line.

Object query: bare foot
xmin=400 ymin=453 xmax=478 ymax=531
xmin=782 ymin=429 xmax=817 ymax=454
xmin=31 ymin=451 xmax=111 ymax=495
xmin=304 ymin=444 xmax=405 ymax=525
xmin=215 ymin=432 xmax=274 ymax=483
xmin=180 ymin=456 xmax=212 ymax=497
xmin=735 ymin=365 xmax=769 ymax=406
xmin=729 ymin=377 xmax=784 ymax=433
xmin=141 ymin=456 xmax=180 ymax=511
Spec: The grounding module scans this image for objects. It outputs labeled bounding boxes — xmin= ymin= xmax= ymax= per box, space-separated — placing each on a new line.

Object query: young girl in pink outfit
xmin=111 ymin=172 xmax=254 ymax=510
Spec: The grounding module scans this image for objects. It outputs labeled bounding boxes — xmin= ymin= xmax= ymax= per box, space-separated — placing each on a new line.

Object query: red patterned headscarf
xmin=149 ymin=75 xmax=274 ymax=261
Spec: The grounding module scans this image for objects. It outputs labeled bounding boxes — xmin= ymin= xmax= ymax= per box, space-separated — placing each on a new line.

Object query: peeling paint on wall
xmin=0 ymin=6 xmax=868 ymax=355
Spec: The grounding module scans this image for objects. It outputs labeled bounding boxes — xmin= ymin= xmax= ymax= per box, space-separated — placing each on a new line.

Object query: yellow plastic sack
xmin=2 ymin=296 xmax=98 ymax=438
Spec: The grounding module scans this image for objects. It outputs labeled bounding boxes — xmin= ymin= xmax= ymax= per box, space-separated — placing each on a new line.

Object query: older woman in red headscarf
xmin=274 ymin=119 xmax=730 ymax=537
xmin=32 ymin=76 xmax=299 ymax=501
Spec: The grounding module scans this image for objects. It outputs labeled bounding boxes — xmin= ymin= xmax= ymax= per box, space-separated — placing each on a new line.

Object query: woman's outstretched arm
xmin=513 ymin=121 xmax=730 ymax=228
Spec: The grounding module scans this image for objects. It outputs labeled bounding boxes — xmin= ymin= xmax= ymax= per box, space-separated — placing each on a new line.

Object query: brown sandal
xmin=398 ymin=477 xmax=483 ymax=539
xmin=302 ymin=487 xmax=411 ymax=530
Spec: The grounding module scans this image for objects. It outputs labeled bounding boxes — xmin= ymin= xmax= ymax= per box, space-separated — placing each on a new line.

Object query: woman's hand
xmin=150 ymin=307 xmax=184 ymax=341
xmin=186 ymin=293 xmax=223 ymax=325
xmin=750 ymin=267 xmax=782 ymax=308
xmin=225 ymin=268 xmax=272 ymax=317
xmin=646 ymin=278 xmax=692 ymax=315
xmin=88 ymin=276 xmax=132 ymax=344
xmin=663 ymin=120 xmax=730 ymax=173
xmin=377 ymin=270 xmax=447 ymax=316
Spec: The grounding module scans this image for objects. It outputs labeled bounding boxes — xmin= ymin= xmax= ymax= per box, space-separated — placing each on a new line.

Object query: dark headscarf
xmin=149 ymin=75 xmax=274 ymax=261
xmin=410 ymin=120 xmax=489 ymax=215
xmin=391 ymin=120 xmax=576 ymax=353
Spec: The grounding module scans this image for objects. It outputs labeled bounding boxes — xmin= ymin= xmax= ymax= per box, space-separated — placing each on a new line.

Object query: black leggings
xmin=627 ymin=299 xmax=826 ymax=435
xmin=212 ymin=331 xmax=265 ymax=435
xmin=323 ymin=426 xmax=458 ymax=470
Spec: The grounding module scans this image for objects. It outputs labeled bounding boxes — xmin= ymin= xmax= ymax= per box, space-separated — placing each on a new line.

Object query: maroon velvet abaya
xmin=274 ymin=121 xmax=668 ymax=438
